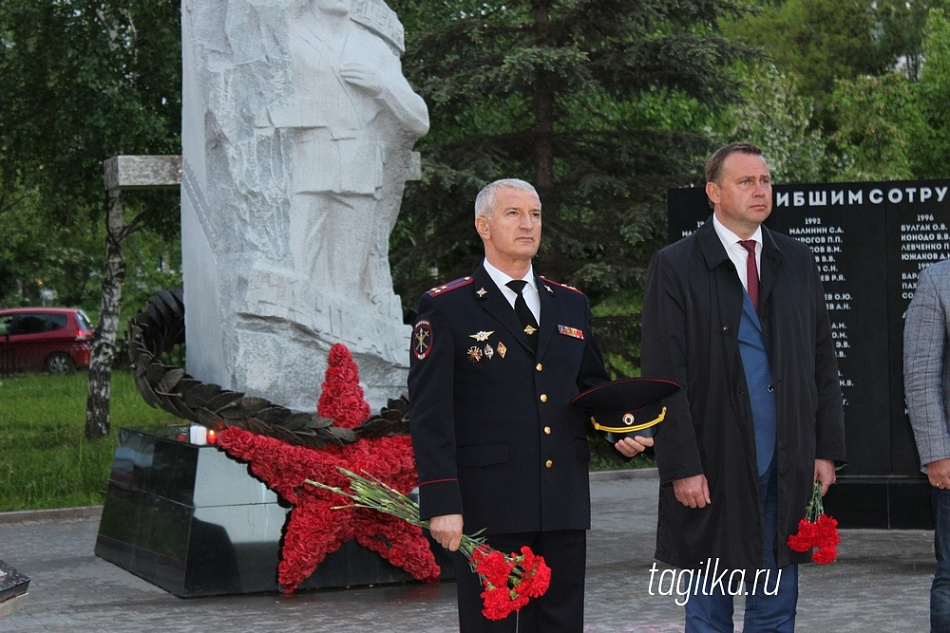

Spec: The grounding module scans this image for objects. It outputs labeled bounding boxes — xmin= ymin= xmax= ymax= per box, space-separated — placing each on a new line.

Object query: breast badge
xmin=467 ymin=346 xmax=483 ymax=362
xmin=469 ymin=330 xmax=494 ymax=342
xmin=557 ymin=324 xmax=584 ymax=340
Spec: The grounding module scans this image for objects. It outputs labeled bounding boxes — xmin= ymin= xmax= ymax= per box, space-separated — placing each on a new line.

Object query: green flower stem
xmin=306 ymin=467 xmax=487 ymax=563
xmin=804 ymin=480 xmax=824 ymax=522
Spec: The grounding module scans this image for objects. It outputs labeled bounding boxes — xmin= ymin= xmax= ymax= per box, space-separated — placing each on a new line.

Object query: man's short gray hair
xmin=474 ymin=178 xmax=539 ymax=219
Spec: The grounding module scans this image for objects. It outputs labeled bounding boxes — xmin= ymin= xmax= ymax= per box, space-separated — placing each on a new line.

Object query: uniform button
xmin=544 ymin=426 xmax=552 ymax=435
xmin=540 ymin=394 xmax=548 ymax=403
xmin=545 ymin=459 xmax=553 ymax=468
xmin=768 ymin=384 xmax=775 ymax=392
xmin=536 ymin=363 xmax=543 ymax=372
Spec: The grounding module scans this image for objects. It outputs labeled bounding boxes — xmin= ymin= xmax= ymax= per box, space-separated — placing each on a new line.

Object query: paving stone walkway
xmin=0 ymin=470 xmax=933 ymax=632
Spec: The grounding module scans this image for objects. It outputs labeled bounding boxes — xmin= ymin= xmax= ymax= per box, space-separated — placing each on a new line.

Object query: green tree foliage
xmin=0 ymin=183 xmax=46 ymax=304
xmin=388 ymin=0 xmax=758 ymax=373
xmin=0 ymin=0 xmax=181 ymax=308
xmin=718 ymin=1 xmax=950 ymax=182
xmin=706 ymin=62 xmax=832 ymax=183
xmin=0 ymin=178 xmax=103 ymax=307
xmin=722 ymin=0 xmax=885 ymax=102
xmin=829 ymin=73 xmax=927 ymax=181
xmin=872 ymin=0 xmax=950 ymax=81
xmin=915 ymin=8 xmax=950 ymax=177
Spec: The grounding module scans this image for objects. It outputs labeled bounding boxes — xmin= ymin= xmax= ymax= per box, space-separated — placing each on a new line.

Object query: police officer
xmin=408 ymin=178 xmax=653 ymax=632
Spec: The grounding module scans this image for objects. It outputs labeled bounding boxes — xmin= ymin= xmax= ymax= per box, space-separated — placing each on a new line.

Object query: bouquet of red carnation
xmin=308 ymin=467 xmax=552 ymax=621
xmin=787 ymin=480 xmax=841 ymax=564
xmin=470 ymin=543 xmax=552 ymax=620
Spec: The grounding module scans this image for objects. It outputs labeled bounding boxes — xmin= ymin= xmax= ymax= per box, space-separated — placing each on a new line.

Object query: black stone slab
xmin=0 ymin=560 xmax=30 ymax=603
xmin=95 ymin=426 xmax=454 ymax=597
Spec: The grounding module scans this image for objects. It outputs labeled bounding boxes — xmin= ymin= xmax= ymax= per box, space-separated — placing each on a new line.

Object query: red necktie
xmin=739 ymin=240 xmax=759 ymax=313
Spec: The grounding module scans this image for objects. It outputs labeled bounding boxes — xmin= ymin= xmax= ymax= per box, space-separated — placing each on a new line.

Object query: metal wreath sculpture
xmin=126 ymin=289 xmax=409 ymax=448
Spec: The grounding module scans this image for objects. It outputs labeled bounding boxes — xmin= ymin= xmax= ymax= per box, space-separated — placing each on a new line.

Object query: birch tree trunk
xmin=85 ymin=190 xmax=126 ymax=440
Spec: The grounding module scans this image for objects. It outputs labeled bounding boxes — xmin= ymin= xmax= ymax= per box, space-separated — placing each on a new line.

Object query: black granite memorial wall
xmin=667 ymin=180 xmax=950 ymax=529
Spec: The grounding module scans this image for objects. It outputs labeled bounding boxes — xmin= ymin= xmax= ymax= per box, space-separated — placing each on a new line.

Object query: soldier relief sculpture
xmin=265 ymin=0 xmax=429 ymax=303
xmin=181 ymin=0 xmax=428 ymax=410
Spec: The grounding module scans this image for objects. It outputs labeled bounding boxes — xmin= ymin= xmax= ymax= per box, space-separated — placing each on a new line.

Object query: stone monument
xmin=180 ymin=0 xmax=428 ymax=410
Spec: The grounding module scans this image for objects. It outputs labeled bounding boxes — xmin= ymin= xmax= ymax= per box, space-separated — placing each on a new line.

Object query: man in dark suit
xmin=408 ymin=178 xmax=652 ymax=632
xmin=641 ymin=143 xmax=846 ymax=632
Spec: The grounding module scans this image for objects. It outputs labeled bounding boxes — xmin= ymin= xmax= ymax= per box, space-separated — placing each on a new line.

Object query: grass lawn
xmin=0 ymin=370 xmax=650 ymax=512
xmin=0 ymin=371 xmax=179 ymax=512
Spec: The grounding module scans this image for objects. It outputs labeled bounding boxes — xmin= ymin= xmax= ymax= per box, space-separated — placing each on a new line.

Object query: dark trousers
xmin=683 ymin=465 xmax=799 ymax=632
xmin=932 ymin=487 xmax=950 ymax=632
xmin=454 ymin=529 xmax=586 ymax=633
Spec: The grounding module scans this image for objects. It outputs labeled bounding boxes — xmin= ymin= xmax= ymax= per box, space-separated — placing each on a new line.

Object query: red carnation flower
xmin=786 ymin=480 xmax=841 ymax=565
xmin=308 ymin=467 xmax=551 ymax=622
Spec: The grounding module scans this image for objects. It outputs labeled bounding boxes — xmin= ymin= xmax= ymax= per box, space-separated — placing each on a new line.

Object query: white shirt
xmin=483 ymin=259 xmax=541 ymax=324
xmin=712 ymin=215 xmax=762 ymax=293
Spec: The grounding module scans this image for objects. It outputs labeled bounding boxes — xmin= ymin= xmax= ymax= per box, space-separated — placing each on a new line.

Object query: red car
xmin=0 ymin=307 xmax=96 ymax=374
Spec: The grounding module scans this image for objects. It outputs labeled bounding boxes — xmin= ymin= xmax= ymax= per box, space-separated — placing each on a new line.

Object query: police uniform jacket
xmin=408 ymin=263 xmax=610 ymax=536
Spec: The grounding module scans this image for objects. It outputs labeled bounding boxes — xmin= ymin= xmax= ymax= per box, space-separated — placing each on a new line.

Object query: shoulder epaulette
xmin=426 ymin=276 xmax=475 ymax=297
xmin=539 ymin=275 xmax=584 ymax=295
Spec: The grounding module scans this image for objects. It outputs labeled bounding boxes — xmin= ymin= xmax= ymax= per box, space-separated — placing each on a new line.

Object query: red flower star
xmin=215 ymin=344 xmax=441 ymax=593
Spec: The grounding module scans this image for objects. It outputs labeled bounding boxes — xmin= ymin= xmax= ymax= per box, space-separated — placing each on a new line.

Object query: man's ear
xmin=475 ymin=216 xmax=490 ymax=240
xmin=705 ymin=181 xmax=720 ymax=207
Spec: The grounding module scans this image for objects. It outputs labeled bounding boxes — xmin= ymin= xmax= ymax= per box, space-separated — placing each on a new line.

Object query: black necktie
xmin=506 ymin=280 xmax=539 ymax=349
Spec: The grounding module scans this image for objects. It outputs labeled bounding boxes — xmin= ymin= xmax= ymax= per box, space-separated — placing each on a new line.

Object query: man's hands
xmin=429 ymin=513 xmax=464 ymax=552
xmin=614 ymin=435 xmax=654 ymax=459
xmin=673 ymin=474 xmax=712 ymax=508
xmin=671 ymin=459 xmax=838 ymax=509
xmin=814 ymin=459 xmax=836 ymax=496
xmin=928 ymin=458 xmax=950 ymax=490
